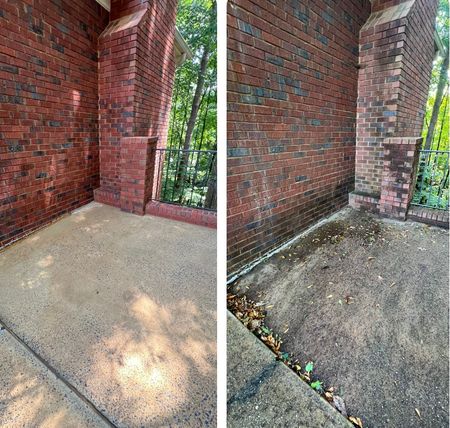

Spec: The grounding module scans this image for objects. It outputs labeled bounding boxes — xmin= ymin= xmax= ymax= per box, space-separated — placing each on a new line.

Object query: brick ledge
xmin=145 ymin=201 xmax=216 ymax=228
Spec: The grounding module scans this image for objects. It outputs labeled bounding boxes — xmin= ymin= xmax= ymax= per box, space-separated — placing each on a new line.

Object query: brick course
xmin=0 ymin=0 xmax=108 ymax=248
xmin=227 ymin=0 xmax=371 ymax=274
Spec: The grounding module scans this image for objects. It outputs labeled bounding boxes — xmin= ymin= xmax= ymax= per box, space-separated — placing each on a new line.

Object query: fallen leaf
xmin=368 ymin=257 xmax=375 ymax=261
xmin=305 ymin=361 xmax=314 ymax=373
xmin=307 ymin=284 xmax=313 ymax=289
xmin=344 ymin=296 xmax=354 ymax=304
xmin=415 ymin=408 xmax=421 ymax=419
xmin=378 ymin=275 xmax=384 ymax=281
xmin=327 ymin=294 xmax=333 ymax=298
xmin=349 ymin=416 xmax=363 ymax=427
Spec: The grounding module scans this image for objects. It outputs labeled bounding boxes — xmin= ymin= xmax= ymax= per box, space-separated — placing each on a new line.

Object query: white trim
xmin=175 ymin=27 xmax=193 ymax=60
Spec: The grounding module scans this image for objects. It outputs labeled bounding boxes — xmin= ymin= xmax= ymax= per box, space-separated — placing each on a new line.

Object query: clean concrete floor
xmin=0 ymin=202 xmax=216 ymax=427
xmin=230 ymin=208 xmax=448 ymax=427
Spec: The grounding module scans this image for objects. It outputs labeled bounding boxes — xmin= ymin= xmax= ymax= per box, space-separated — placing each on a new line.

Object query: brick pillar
xmin=349 ymin=0 xmax=438 ymax=217
xmin=120 ymin=136 xmax=158 ymax=215
xmin=94 ymin=0 xmax=177 ymax=214
xmin=379 ymin=137 xmax=421 ymax=219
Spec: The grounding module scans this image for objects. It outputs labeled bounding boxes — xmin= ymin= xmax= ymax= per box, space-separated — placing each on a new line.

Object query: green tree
xmin=160 ymin=0 xmax=217 ymax=209
xmin=423 ymin=0 xmax=449 ymax=151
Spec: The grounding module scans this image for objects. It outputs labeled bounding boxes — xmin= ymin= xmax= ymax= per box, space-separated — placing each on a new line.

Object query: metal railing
xmin=153 ymin=148 xmax=217 ymax=211
xmin=411 ymin=150 xmax=449 ymax=210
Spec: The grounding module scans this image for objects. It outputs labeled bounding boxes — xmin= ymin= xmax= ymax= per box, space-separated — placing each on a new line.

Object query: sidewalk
xmin=227 ymin=312 xmax=351 ymax=427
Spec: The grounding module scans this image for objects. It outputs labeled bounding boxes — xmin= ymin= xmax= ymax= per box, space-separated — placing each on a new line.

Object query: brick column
xmin=379 ymin=137 xmax=421 ymax=219
xmin=349 ymin=0 xmax=438 ymax=217
xmin=120 ymin=136 xmax=158 ymax=215
xmin=94 ymin=0 xmax=177 ymax=214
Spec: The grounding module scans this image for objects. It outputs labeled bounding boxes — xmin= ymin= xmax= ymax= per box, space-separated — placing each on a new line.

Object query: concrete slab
xmin=0 ymin=323 xmax=109 ymax=428
xmin=230 ymin=207 xmax=449 ymax=427
xmin=0 ymin=202 xmax=216 ymax=427
xmin=227 ymin=312 xmax=352 ymax=428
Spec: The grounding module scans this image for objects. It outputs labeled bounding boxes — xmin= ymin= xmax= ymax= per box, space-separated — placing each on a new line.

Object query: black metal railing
xmin=412 ymin=150 xmax=449 ymax=210
xmin=153 ymin=148 xmax=217 ymax=211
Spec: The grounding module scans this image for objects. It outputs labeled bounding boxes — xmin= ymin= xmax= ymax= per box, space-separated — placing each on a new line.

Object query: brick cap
xmin=363 ymin=0 xmax=414 ymax=30
xmin=384 ymin=137 xmax=422 ymax=145
xmin=100 ymin=8 xmax=146 ymax=38
xmin=121 ymin=136 xmax=158 ymax=143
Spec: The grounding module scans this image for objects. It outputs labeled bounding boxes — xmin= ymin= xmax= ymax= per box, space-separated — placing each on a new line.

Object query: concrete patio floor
xmin=0 ymin=202 xmax=216 ymax=427
xmin=230 ymin=208 xmax=449 ymax=427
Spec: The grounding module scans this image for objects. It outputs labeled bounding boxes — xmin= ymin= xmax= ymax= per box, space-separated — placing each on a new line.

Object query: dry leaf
xmin=344 ymin=295 xmax=354 ymax=304
xmin=415 ymin=408 xmax=421 ymax=419
xmin=368 ymin=257 xmax=375 ymax=261
xmin=327 ymin=294 xmax=333 ymax=298
xmin=324 ymin=391 xmax=333 ymax=401
xmin=349 ymin=416 xmax=363 ymax=427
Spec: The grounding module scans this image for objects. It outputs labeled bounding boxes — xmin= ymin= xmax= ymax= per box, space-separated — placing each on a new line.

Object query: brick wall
xmin=0 ymin=0 xmax=108 ymax=248
xmin=227 ymin=0 xmax=371 ymax=274
xmin=352 ymin=0 xmax=437 ymax=211
xmin=95 ymin=0 xmax=177 ymax=214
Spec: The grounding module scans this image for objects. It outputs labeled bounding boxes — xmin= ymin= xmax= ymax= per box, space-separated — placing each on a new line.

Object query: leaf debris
xmin=227 ymin=291 xmax=365 ymax=427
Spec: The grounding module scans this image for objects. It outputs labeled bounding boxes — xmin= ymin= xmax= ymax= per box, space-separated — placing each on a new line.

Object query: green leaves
xmin=260 ymin=325 xmax=271 ymax=335
xmin=311 ymin=380 xmax=323 ymax=391
xmin=305 ymin=361 xmax=314 ymax=373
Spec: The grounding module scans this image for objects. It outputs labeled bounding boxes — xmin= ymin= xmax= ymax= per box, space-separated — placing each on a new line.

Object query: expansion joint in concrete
xmin=0 ymin=317 xmax=117 ymax=428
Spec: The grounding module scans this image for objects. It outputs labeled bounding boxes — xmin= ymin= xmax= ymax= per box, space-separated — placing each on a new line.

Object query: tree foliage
xmin=159 ymin=0 xmax=217 ymax=209
xmin=422 ymin=0 xmax=449 ymax=151
xmin=413 ymin=0 xmax=449 ymax=210
xmin=168 ymin=0 xmax=216 ymax=152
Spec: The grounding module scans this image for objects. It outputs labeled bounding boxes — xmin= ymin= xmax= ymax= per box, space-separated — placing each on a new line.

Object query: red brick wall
xmin=227 ymin=0 xmax=371 ymax=274
xmin=396 ymin=0 xmax=438 ymax=136
xmin=134 ymin=1 xmax=177 ymax=145
xmin=95 ymin=0 xmax=177 ymax=211
xmin=0 ymin=0 xmax=108 ymax=248
xmin=352 ymin=0 xmax=437 ymax=209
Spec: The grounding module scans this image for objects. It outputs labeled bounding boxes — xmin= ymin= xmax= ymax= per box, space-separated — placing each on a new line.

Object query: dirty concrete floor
xmin=230 ymin=207 xmax=449 ymax=428
xmin=0 ymin=202 xmax=216 ymax=427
